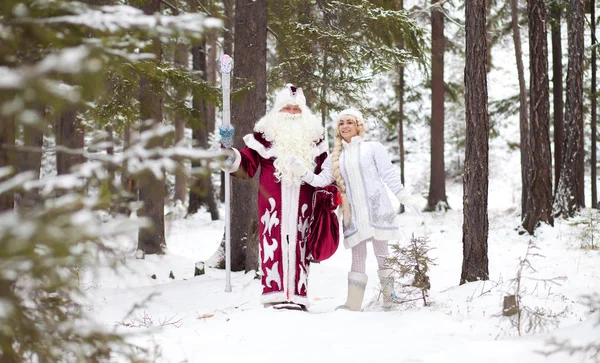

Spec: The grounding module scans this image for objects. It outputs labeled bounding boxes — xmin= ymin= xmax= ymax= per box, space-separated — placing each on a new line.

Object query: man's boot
xmin=378 ymin=268 xmax=396 ymax=310
xmin=336 ymin=272 xmax=368 ymax=311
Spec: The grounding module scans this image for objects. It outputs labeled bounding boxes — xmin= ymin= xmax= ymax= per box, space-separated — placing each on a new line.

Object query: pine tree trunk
xmin=396 ymin=0 xmax=405 ymax=189
xmin=590 ymin=0 xmax=597 ymax=208
xmin=120 ymin=126 xmax=137 ymax=215
xmin=426 ymin=0 xmax=448 ymax=212
xmin=485 ymin=0 xmax=493 ymax=71
xmin=136 ymin=0 xmax=166 ymax=255
xmin=510 ymin=0 xmax=529 ymax=218
xmin=18 ymin=120 xmax=44 ymax=209
xmin=522 ymin=0 xmax=554 ymax=234
xmin=188 ymin=41 xmax=219 ymax=220
xmin=174 ymin=43 xmax=188 ymax=204
xmin=554 ymin=0 xmax=585 ymax=217
xmin=207 ymin=35 xmax=217 ymax=136
xmin=56 ymin=109 xmax=84 ymax=175
xmin=461 ymin=0 xmax=489 ymax=285
xmin=0 ymin=115 xmax=15 ymax=211
xmin=231 ymin=0 xmax=267 ymax=272
xmin=550 ymin=4 xmax=564 ymax=192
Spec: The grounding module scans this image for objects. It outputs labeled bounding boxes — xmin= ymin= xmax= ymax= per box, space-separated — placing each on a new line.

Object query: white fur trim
xmin=243 ymin=133 xmax=326 ymax=160
xmin=220 ymin=148 xmax=242 ymax=173
xmin=317 ymin=140 xmax=328 ymax=155
xmin=260 ymin=291 xmax=310 ymax=307
xmin=337 ymin=108 xmax=364 ymax=123
xmin=243 ymin=134 xmax=276 ymax=159
xmin=230 ymin=148 xmax=242 ymax=172
xmin=348 ymin=271 xmax=369 ymax=284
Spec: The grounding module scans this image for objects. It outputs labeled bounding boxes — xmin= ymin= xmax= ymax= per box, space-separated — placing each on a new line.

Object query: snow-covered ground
xmin=79 ymin=5 xmax=599 ymax=361
xmin=80 ymin=147 xmax=599 ymax=363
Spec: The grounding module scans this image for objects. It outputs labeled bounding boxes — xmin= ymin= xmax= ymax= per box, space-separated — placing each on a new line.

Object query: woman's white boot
xmin=336 ymin=272 xmax=368 ymax=311
xmin=378 ymin=268 xmax=396 ymax=310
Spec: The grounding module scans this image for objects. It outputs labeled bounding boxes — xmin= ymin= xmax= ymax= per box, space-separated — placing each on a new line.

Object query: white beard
xmin=255 ymin=110 xmax=324 ymax=186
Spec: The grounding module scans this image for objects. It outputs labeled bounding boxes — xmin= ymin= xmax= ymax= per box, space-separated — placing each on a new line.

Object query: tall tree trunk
xmin=554 ymin=0 xmax=585 ymax=217
xmin=174 ymin=42 xmax=188 ymax=204
xmin=220 ymin=0 xmax=235 ymax=203
xmin=461 ymin=0 xmax=489 ymax=285
xmin=18 ymin=121 xmax=44 ymax=209
xmin=223 ymin=0 xmax=234 ymax=56
xmin=188 ymin=40 xmax=219 ymax=220
xmin=510 ymin=0 xmax=529 ymax=218
xmin=0 ymin=115 xmax=15 ymax=211
xmin=426 ymin=0 xmax=448 ymax=212
xmin=231 ymin=0 xmax=267 ymax=273
xmin=485 ymin=0 xmax=494 ymax=71
xmin=396 ymin=0 xmax=405 ymax=194
xmin=120 ymin=126 xmax=137 ymax=215
xmin=590 ymin=0 xmax=597 ymax=208
xmin=207 ymin=35 xmax=217 ymax=136
xmin=551 ymin=4 xmax=564 ymax=192
xmin=56 ymin=109 xmax=85 ymax=175
xmin=136 ymin=0 xmax=166 ymax=255
xmin=522 ymin=0 xmax=554 ymax=234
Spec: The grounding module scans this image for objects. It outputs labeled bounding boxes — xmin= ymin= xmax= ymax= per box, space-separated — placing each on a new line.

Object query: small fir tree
xmin=386 ymin=234 xmax=435 ymax=307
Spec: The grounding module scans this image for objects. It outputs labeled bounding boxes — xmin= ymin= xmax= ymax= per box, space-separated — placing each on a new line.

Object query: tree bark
xmin=188 ymin=40 xmax=219 ymax=220
xmin=396 ymin=0 xmax=405 ymax=192
xmin=207 ymin=35 xmax=217 ymax=136
xmin=230 ymin=0 xmax=267 ymax=273
xmin=426 ymin=0 xmax=449 ymax=212
xmin=510 ymin=0 xmax=529 ymax=218
xmin=522 ymin=0 xmax=554 ymax=233
xmin=136 ymin=0 xmax=166 ymax=255
xmin=0 ymin=115 xmax=15 ymax=211
xmin=485 ymin=0 xmax=494 ymax=72
xmin=590 ymin=0 xmax=597 ymax=208
xmin=550 ymin=4 xmax=564 ymax=192
xmin=553 ymin=0 xmax=585 ymax=217
xmin=56 ymin=109 xmax=85 ymax=175
xmin=461 ymin=0 xmax=489 ymax=285
xmin=18 ymin=119 xmax=44 ymax=209
xmin=120 ymin=126 xmax=137 ymax=215
xmin=174 ymin=42 xmax=188 ymax=204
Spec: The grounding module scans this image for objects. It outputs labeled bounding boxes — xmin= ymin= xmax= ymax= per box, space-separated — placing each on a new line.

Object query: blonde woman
xmin=295 ymin=108 xmax=421 ymax=311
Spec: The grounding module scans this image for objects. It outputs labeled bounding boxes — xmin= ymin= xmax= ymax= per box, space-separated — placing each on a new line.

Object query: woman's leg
xmin=373 ymin=240 xmax=395 ymax=309
xmin=372 ymin=239 xmax=390 ymax=269
xmin=339 ymin=241 xmax=369 ymax=311
xmin=350 ymin=240 xmax=368 ymax=273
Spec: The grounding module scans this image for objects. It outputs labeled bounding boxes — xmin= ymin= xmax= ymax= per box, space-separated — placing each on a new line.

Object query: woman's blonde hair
xmin=331 ymin=109 xmax=366 ymax=225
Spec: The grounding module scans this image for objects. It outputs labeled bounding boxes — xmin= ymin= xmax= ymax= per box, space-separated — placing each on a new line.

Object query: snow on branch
xmin=25 ymin=2 xmax=222 ymax=36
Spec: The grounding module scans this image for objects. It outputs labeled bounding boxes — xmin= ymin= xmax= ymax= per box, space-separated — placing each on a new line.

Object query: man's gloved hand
xmin=288 ymin=156 xmax=308 ymax=175
xmin=396 ymin=188 xmax=423 ymax=214
xmin=219 ymin=124 xmax=235 ymax=149
xmin=288 ymin=156 xmax=314 ymax=182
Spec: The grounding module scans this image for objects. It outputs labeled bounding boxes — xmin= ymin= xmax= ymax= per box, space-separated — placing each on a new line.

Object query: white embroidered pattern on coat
xmin=263 ymin=236 xmax=278 ymax=264
xmin=261 ymin=197 xmax=281 ymax=289
xmin=260 ymin=198 xmax=280 ymax=235
xmin=297 ymin=203 xmax=309 ymax=293
xmin=265 ymin=261 xmax=281 ymax=290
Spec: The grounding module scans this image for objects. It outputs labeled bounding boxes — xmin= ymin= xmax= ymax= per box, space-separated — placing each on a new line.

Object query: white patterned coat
xmin=304 ymin=136 xmax=404 ymax=248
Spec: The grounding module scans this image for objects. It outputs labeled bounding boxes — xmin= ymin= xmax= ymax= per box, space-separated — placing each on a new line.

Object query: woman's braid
xmin=332 ymin=136 xmax=351 ymax=225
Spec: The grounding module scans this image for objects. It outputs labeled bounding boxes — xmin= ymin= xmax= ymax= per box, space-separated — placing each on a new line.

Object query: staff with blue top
xmin=220 ymin=54 xmax=233 ymax=292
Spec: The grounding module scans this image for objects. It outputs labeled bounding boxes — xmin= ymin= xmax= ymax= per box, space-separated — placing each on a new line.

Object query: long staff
xmin=220 ymin=54 xmax=233 ymax=292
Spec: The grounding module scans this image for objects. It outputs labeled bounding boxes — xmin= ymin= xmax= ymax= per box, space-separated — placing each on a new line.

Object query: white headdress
xmin=337 ymin=108 xmax=364 ymax=124
xmin=335 ymin=108 xmax=366 ymax=137
xmin=273 ymin=84 xmax=307 ymax=112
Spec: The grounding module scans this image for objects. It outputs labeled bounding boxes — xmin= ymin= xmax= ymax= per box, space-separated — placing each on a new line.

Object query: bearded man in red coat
xmin=220 ymin=84 xmax=327 ymax=310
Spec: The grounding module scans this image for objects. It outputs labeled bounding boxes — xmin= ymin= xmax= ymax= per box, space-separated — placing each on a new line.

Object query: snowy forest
xmin=0 ymin=0 xmax=599 ymax=362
